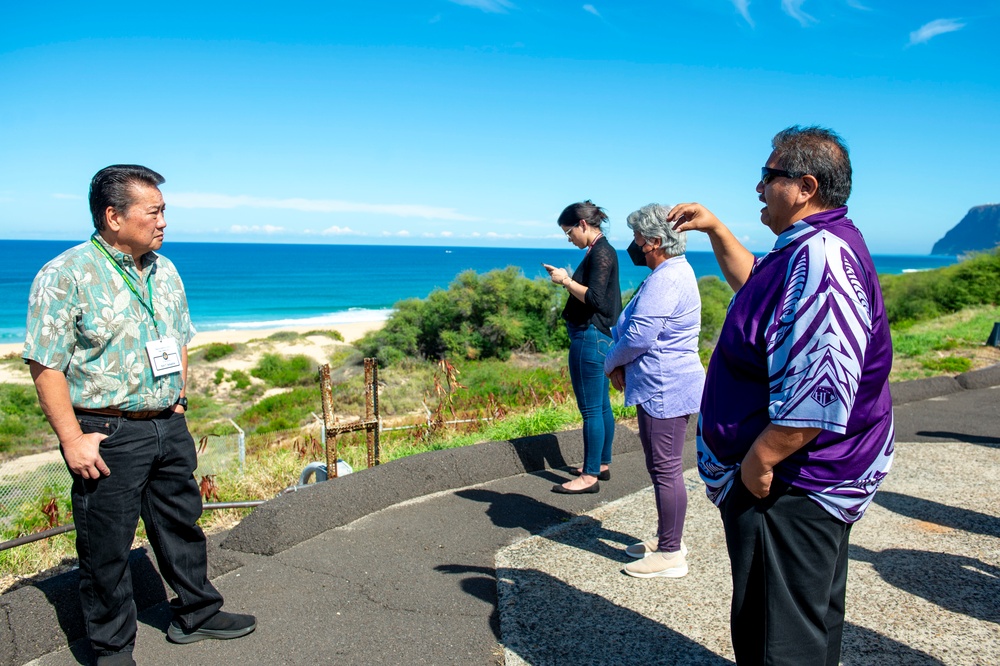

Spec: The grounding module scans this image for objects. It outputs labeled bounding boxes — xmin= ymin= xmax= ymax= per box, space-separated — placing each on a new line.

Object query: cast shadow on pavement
xmin=873 ymin=490 xmax=1000 ymax=538
xmin=35 ymin=549 xmax=173 ymax=665
xmin=840 ymin=622 xmax=945 ymax=665
xmin=436 ymin=564 xmax=948 ymax=666
xmin=454 ymin=488 xmax=637 ymax=562
xmin=444 ymin=563 xmax=732 ymax=666
xmin=851 ymin=545 xmax=1000 ymax=625
xmin=914 ymin=430 xmax=1000 ymax=448
xmin=434 ymin=564 xmax=503 ymax=640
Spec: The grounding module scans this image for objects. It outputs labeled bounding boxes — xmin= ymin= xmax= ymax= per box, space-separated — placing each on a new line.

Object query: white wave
xmin=196 ymin=308 xmax=393 ymax=331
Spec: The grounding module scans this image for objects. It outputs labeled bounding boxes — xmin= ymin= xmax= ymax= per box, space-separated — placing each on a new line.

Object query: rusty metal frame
xmin=319 ymin=358 xmax=380 ymax=477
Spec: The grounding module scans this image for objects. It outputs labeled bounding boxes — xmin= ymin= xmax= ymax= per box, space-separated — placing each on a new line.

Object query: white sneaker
xmin=625 ymin=538 xmax=688 ymax=559
xmin=623 ymin=550 xmax=688 ymax=579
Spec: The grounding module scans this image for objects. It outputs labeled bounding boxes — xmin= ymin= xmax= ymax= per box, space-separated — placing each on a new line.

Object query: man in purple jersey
xmin=668 ymin=126 xmax=894 ymax=666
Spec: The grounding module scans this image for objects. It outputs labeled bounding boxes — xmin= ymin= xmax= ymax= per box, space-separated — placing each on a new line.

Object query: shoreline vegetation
xmin=2 ymin=250 xmax=999 ymax=590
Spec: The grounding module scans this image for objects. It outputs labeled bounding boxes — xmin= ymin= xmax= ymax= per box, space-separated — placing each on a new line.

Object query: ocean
xmin=0 ymin=240 xmax=959 ymax=344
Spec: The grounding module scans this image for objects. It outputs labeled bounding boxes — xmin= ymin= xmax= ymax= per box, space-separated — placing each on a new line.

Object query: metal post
xmin=319 ymin=364 xmax=339 ymax=478
xmin=365 ymin=358 xmax=381 ymax=467
xmin=229 ymin=418 xmax=245 ymax=473
xmin=319 ymin=359 xmax=380 ymax=474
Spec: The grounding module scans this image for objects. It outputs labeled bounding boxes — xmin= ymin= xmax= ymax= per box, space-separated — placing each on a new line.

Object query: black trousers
xmin=73 ymin=411 xmax=223 ymax=656
xmin=721 ymin=476 xmax=852 ymax=666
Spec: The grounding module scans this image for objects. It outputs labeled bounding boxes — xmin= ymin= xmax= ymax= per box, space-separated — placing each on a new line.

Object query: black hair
xmin=557 ymin=200 xmax=608 ymax=229
xmin=89 ymin=165 xmax=165 ymax=231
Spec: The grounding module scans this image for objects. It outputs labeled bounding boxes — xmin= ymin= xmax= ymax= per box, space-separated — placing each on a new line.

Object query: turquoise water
xmin=0 ymin=240 xmax=958 ymax=344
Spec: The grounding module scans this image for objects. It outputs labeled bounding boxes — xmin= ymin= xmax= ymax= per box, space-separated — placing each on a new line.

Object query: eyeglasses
xmin=563 ymin=224 xmax=578 ymax=237
xmin=760 ymin=166 xmax=800 ymax=185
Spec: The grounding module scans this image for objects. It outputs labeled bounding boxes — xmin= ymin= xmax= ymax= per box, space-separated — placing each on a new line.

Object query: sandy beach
xmin=0 ymin=320 xmax=386 ymax=384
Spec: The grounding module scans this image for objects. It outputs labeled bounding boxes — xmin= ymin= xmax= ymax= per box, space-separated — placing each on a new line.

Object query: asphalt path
xmin=6 ymin=376 xmax=999 ymax=666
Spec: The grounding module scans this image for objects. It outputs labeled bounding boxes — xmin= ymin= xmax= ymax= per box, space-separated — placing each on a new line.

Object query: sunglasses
xmin=760 ymin=166 xmax=800 ymax=184
xmin=563 ymin=224 xmax=579 ymax=237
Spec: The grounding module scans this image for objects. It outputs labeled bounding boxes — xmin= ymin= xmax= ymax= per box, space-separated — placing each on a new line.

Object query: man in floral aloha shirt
xmin=24 ymin=165 xmax=255 ymax=666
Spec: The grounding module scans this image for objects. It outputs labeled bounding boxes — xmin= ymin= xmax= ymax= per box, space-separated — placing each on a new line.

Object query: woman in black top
xmin=543 ymin=201 xmax=622 ymax=494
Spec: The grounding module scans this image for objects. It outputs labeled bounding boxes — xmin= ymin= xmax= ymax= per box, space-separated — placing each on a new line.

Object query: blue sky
xmin=1 ymin=1 xmax=997 ymax=254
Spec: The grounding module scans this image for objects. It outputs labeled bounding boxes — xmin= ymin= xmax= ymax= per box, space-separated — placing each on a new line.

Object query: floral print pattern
xmin=23 ymin=234 xmax=193 ymax=411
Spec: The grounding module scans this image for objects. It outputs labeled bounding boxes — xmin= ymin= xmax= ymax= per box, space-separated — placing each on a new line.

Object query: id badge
xmin=146 ymin=337 xmax=182 ymax=377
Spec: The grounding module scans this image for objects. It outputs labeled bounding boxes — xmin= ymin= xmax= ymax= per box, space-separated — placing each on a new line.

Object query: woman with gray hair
xmin=604 ymin=203 xmax=705 ymax=578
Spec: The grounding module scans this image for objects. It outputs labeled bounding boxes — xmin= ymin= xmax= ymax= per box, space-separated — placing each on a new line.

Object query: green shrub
xmin=237 ymin=386 xmax=322 ymax=432
xmin=920 ymin=356 xmax=972 ymax=374
xmin=230 ymin=370 xmax=252 ymax=389
xmin=203 ymin=343 xmax=235 ymax=362
xmin=698 ymin=276 xmax=734 ymax=348
xmin=305 ymin=329 xmax=345 ymax=342
xmin=213 ymin=368 xmax=225 ymax=385
xmin=250 ymin=354 xmax=316 ymax=387
xmin=266 ymin=331 xmax=300 ymax=341
xmin=0 ymin=384 xmax=51 ymax=454
xmin=880 ymin=248 xmax=1000 ymax=325
xmin=357 ymin=267 xmax=567 ymax=366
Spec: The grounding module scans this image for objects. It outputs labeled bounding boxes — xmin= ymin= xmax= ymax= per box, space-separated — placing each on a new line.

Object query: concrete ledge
xmin=956 ymin=363 xmax=1000 ymax=390
xmin=221 ymin=427 xmax=642 ymax=556
xmin=889 ymin=375 xmax=963 ymax=405
xmin=0 ymin=538 xmax=245 ymax=666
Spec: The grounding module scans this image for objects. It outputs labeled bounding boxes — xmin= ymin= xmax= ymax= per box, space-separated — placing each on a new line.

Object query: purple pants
xmin=636 ymin=405 xmax=690 ymax=553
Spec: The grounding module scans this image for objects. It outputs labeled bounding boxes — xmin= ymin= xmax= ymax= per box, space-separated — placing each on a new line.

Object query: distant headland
xmin=932 ymin=204 xmax=1000 ymax=256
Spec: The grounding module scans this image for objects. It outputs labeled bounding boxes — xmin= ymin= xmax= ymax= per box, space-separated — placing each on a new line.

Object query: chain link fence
xmin=0 ymin=433 xmax=245 ymax=539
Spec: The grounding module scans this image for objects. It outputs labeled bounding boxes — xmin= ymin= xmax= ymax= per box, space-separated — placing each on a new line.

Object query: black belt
xmin=74 ymin=407 xmax=173 ymax=420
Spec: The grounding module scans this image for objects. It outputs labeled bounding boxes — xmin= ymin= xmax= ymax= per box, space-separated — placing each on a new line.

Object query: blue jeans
xmin=72 ymin=410 xmax=223 ymax=656
xmin=567 ymin=323 xmax=614 ymax=476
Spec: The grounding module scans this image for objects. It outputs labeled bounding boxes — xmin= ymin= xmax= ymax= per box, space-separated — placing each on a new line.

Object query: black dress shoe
xmin=568 ymin=468 xmax=611 ymax=481
xmin=96 ymin=653 xmax=136 ymax=666
xmin=551 ymin=481 xmax=600 ymax=494
xmin=167 ymin=611 xmax=257 ymax=644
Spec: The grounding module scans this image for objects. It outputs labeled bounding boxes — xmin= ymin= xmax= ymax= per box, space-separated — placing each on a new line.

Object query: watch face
xmin=178 ymin=397 xmax=188 ymax=408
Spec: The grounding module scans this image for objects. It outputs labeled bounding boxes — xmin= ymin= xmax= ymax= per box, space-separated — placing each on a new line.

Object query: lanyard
xmin=91 ymin=238 xmax=159 ymax=333
xmin=586 ymin=232 xmax=604 ymax=255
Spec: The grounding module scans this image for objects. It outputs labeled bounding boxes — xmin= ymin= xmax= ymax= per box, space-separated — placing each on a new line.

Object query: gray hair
xmin=626 ymin=203 xmax=687 ymax=256
xmin=771 ymin=126 xmax=852 ymax=209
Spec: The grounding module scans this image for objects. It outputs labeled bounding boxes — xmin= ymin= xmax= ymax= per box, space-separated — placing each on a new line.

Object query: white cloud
xmin=168 ymin=192 xmax=479 ymax=221
xmin=52 ymin=193 xmax=83 ymax=200
xmin=320 ymin=225 xmax=356 ymax=235
xmin=380 ymin=230 xmax=412 ymax=237
xmin=484 ymin=231 xmax=526 ymax=239
xmin=781 ymin=0 xmax=816 ymax=27
xmin=230 ymin=224 xmax=285 ymax=234
xmin=582 ymin=4 xmax=600 ymax=17
xmin=447 ymin=0 xmax=514 ymax=13
xmin=909 ymin=18 xmax=965 ymax=46
xmin=731 ymin=0 xmax=753 ymax=27
xmin=845 ymin=0 xmax=871 ymax=10
xmin=440 ymin=231 xmax=454 ymax=237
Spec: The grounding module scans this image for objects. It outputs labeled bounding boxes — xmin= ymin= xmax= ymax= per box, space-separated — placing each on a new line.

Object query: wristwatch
xmin=177 ymin=397 xmax=188 ymax=410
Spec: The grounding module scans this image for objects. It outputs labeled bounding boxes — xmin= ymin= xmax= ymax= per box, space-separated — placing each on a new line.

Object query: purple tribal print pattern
xmin=815 ymin=416 xmax=895 ymax=522
xmin=696 ymin=209 xmax=895 ymax=524
xmin=766 ymin=232 xmax=872 ymax=433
